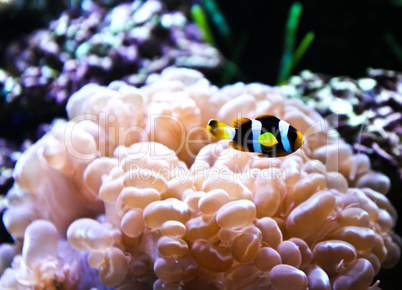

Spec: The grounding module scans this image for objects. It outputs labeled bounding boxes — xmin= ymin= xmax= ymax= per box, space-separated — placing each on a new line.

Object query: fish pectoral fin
xmin=232 ymin=117 xmax=251 ymax=128
xmin=229 ymin=141 xmax=246 ymax=152
xmin=258 ymin=132 xmax=278 ymax=147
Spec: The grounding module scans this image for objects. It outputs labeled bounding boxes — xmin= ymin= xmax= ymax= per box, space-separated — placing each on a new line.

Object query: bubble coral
xmin=0 ymin=67 xmax=400 ymax=289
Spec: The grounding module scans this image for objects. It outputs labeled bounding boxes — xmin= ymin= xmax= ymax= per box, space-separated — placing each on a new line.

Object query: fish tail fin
xmin=207 ymin=119 xmax=235 ymax=139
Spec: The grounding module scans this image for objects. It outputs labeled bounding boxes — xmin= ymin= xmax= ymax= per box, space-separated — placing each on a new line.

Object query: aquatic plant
xmin=0 ymin=67 xmax=399 ymax=288
xmin=277 ymin=2 xmax=314 ymax=85
xmin=192 ymin=1 xmax=314 ymax=85
xmin=191 ymin=0 xmax=246 ymax=84
xmin=385 ymin=32 xmax=402 ymax=64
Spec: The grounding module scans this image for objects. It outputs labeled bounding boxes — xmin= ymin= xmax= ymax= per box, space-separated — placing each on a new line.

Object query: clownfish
xmin=207 ymin=115 xmax=304 ymax=157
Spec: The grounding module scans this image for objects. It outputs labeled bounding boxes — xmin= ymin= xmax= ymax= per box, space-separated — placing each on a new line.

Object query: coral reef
xmin=285 ymin=69 xmax=402 ymax=197
xmin=1 ymin=0 xmax=221 ymax=122
xmin=0 ymin=0 xmax=222 ymax=196
xmin=0 ymin=68 xmax=400 ymax=288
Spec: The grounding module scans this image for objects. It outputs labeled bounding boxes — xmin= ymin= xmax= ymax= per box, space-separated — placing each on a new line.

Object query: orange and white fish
xmin=207 ymin=114 xmax=304 ymax=157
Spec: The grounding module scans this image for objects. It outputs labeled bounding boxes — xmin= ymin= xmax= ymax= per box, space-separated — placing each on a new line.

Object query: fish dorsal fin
xmin=258 ymin=132 xmax=278 ymax=147
xmin=232 ymin=117 xmax=251 ymax=128
xmin=256 ymin=114 xmax=276 ymax=121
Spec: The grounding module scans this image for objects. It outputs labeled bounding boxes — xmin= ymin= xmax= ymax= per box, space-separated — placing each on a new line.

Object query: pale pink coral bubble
xmin=113 ymin=145 xmax=130 ymax=161
xmin=218 ymin=228 xmax=241 ymax=244
xmin=382 ymin=239 xmax=401 ymax=269
xmin=159 ymin=67 xmax=205 ymax=84
xmin=121 ymin=208 xmax=144 ymax=238
xmin=288 ymin=238 xmax=313 ymax=268
xmin=250 ymin=156 xmax=282 ymax=170
xmin=286 ymin=191 xmax=336 ymax=239
xmin=339 ymin=208 xmax=370 ymax=227
xmin=154 ymin=256 xmax=198 ymax=283
xmin=12 ymin=139 xmax=47 ymax=191
xmin=356 ymin=171 xmax=390 ymax=195
xmin=231 ymin=231 xmax=261 ymax=263
xmin=0 ymin=244 xmax=15 ymax=275
xmin=185 ymin=216 xmax=220 ymax=241
xmin=302 ymin=160 xmax=327 ymax=175
xmin=254 ymin=247 xmax=281 ymax=272
xmin=183 ymin=191 xmax=204 ymax=212
xmin=349 ymin=189 xmax=380 ymax=222
xmin=312 ymin=240 xmax=357 ymax=273
xmin=216 ymin=200 xmax=256 ymax=229
xmin=202 ymin=178 xmax=253 ymax=201
xmin=83 ymin=158 xmax=117 ymax=195
xmin=125 ymin=142 xmax=179 ymax=166
xmin=162 ymin=178 xmax=192 ymax=200
xmin=304 ymin=264 xmax=331 ymax=290
xmin=340 ymin=153 xmax=370 ymax=181
xmin=143 ymin=198 xmax=190 ymax=229
xmin=128 ymin=253 xmax=151 ymax=278
xmin=153 ymin=279 xmax=184 ymax=290
xmin=191 ymin=240 xmax=233 ymax=272
xmin=375 ymin=209 xmax=394 ymax=233
xmin=292 ymin=173 xmax=326 ymax=206
xmin=121 ymin=154 xmax=170 ymax=175
xmin=161 ymin=221 xmax=186 ymax=238
xmin=88 ymin=251 xmax=105 ymax=269
xmin=41 ymin=135 xmax=68 ymax=171
xmin=146 ymin=112 xmax=187 ymax=159
xmin=277 ymin=241 xmax=302 ymax=268
xmin=157 ymin=236 xmax=188 ymax=257
xmin=269 ymin=264 xmax=308 ymax=290
xmin=22 ymin=220 xmax=58 ymax=270
xmin=0 ymin=268 xmax=18 ymax=289
xmin=215 ymin=148 xmax=252 ymax=173
xmin=328 ymin=226 xmax=376 ymax=252
xmin=99 ymin=247 xmax=128 ymax=287
xmin=217 ymin=94 xmax=256 ymax=124
xmin=123 ymin=169 xmax=168 ymax=193
xmin=198 ymin=189 xmax=230 ymax=215
xmin=99 ymin=174 xmax=125 ymax=204
xmin=371 ymin=234 xmax=387 ymax=263
xmin=281 ymin=156 xmax=303 ymax=186
xmin=359 ymin=253 xmax=381 ymax=275
xmin=243 ymin=225 xmax=263 ymax=239
xmin=331 ymin=258 xmax=374 ymax=290
xmin=283 ymin=110 xmax=315 ymax=133
xmin=3 ymin=206 xmax=37 ymax=239
xmin=326 ymin=172 xmax=348 ymax=193
xmin=361 ymin=187 xmax=397 ymax=221
xmin=120 ymin=187 xmax=160 ymax=210
xmin=253 ymin=179 xmax=283 ymax=218
xmin=67 ymin=218 xmax=113 ymax=251
xmin=314 ymin=143 xmax=353 ymax=173
xmin=118 ymin=85 xmax=144 ymax=108
xmin=255 ymin=217 xmax=283 ymax=249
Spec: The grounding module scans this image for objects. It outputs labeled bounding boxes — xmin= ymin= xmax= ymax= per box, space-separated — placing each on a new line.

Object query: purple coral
xmin=285 ymin=69 xmax=402 ymax=197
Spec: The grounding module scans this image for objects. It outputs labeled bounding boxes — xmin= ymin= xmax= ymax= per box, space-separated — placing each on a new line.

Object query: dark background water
xmin=214 ymin=0 xmax=402 ymax=84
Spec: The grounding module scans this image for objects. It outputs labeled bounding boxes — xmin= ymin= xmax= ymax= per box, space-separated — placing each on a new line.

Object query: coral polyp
xmin=0 ymin=68 xmax=400 ymax=289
